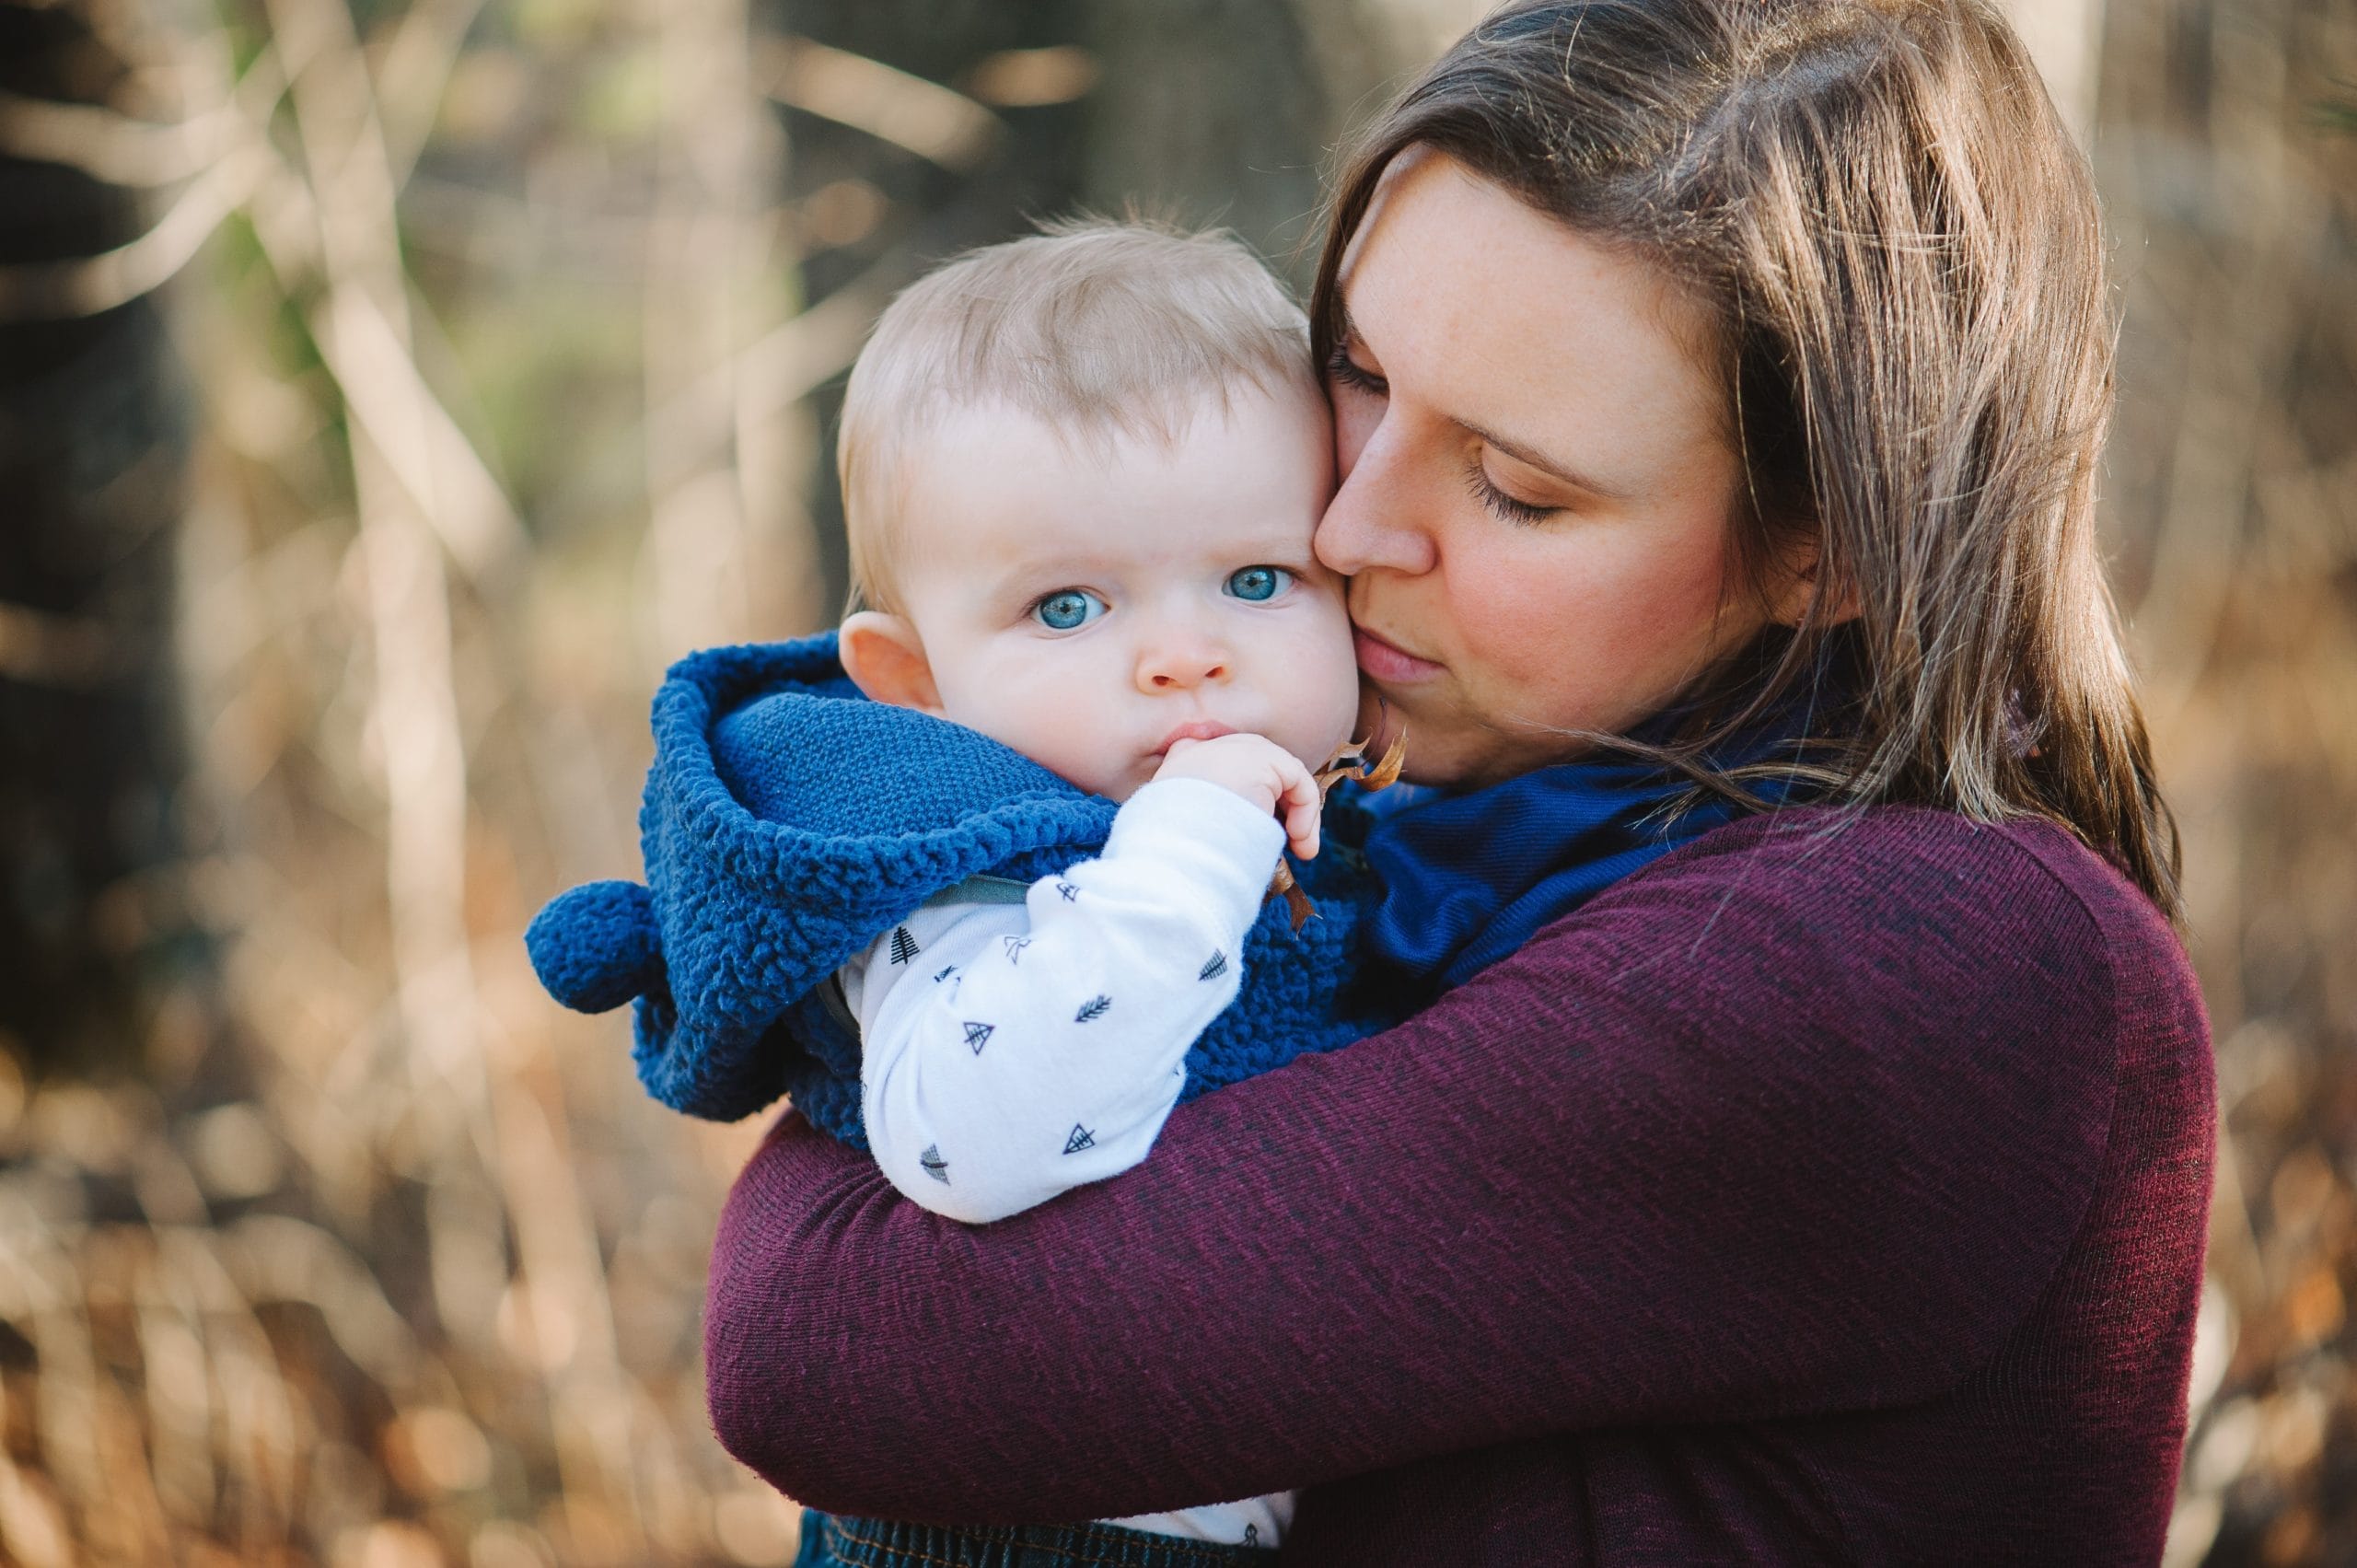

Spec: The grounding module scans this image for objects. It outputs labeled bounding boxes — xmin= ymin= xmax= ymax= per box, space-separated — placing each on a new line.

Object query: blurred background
xmin=0 ymin=0 xmax=2348 ymax=1562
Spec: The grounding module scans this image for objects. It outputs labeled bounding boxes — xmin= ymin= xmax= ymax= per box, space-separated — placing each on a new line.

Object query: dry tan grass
xmin=2 ymin=0 xmax=847 ymax=1559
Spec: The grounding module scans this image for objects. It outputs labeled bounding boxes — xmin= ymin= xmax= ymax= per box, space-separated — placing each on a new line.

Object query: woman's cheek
xmin=1458 ymin=552 xmax=1641 ymax=732
xmin=1457 ymin=549 xmax=1579 ymax=677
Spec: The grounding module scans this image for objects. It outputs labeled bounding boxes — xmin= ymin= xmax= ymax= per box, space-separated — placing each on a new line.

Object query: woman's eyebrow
xmin=1460 ymin=417 xmax=1632 ymax=503
xmin=1341 ymin=301 xmax=1631 ymax=503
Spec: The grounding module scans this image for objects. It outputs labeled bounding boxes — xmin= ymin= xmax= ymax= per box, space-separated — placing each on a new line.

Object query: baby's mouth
xmin=1152 ymin=718 xmax=1237 ymax=758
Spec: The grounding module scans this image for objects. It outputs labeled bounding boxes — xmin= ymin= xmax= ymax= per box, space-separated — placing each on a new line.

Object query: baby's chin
xmin=1050 ymin=757 xmax=1154 ymax=805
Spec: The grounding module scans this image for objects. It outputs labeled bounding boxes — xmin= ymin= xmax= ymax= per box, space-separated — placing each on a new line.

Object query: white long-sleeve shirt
xmin=839 ymin=775 xmax=1296 ymax=1550
xmin=846 ymin=776 xmax=1283 ymax=1225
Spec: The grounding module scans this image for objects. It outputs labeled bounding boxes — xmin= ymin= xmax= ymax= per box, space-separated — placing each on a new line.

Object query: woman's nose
xmin=1315 ymin=416 xmax=1439 ymax=577
xmin=1136 ymin=631 xmax=1231 ymax=691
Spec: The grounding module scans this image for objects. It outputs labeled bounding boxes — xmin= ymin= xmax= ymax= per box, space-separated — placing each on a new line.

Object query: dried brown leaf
xmin=1264 ymin=719 xmax=1409 ymax=928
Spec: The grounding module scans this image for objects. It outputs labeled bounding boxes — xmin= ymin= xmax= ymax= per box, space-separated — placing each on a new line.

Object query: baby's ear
xmin=840 ymin=611 xmax=946 ymax=714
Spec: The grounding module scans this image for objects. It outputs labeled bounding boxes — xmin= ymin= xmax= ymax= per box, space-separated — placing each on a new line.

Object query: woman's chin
xmin=1392 ymin=716 xmax=1588 ymax=792
xmin=1354 ymin=673 xmax=1556 ymax=791
xmin=1353 ymin=679 xmax=1420 ymax=766
xmin=1371 ymin=703 xmax=1472 ymax=789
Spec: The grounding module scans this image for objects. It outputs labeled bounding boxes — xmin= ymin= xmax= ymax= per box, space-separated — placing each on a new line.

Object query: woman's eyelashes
xmin=1029 ymin=587 xmax=1107 ymax=632
xmin=1462 ymin=454 xmax=1556 ymax=525
xmin=1329 ymin=340 xmax=1555 ymax=525
xmin=1325 ymin=343 xmax=1387 ymax=397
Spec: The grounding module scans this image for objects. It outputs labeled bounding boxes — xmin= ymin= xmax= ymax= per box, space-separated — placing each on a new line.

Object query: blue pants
xmin=796 ymin=1512 xmax=1283 ymax=1568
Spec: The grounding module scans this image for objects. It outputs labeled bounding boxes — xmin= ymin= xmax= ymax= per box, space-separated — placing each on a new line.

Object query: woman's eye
xmin=1224 ymin=565 xmax=1295 ymax=602
xmin=1325 ymin=343 xmax=1387 ymax=397
xmin=1463 ymin=457 xmax=1555 ymax=526
xmin=1031 ymin=588 xmax=1107 ymax=631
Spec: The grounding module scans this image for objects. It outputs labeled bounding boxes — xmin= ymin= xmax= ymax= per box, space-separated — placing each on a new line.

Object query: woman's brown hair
xmin=1312 ymin=0 xmax=2181 ymax=915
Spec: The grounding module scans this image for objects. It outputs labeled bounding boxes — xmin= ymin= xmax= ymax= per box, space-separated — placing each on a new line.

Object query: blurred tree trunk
xmin=1079 ymin=0 xmax=1333 ymax=278
xmin=0 ymin=4 xmax=200 ymax=1075
xmin=2087 ymin=0 xmax=2357 ymax=1561
xmin=775 ymin=0 xmax=1340 ymax=610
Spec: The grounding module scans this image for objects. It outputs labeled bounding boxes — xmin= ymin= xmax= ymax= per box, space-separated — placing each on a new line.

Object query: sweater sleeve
xmin=703 ymin=809 xmax=2129 ymax=1524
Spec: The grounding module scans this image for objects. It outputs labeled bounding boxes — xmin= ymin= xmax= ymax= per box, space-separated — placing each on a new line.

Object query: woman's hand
xmin=1153 ymin=733 xmax=1321 ymax=860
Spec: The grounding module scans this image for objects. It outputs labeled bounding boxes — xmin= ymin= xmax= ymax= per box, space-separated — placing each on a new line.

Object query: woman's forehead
xmin=1340 ymin=152 xmax=1725 ymax=468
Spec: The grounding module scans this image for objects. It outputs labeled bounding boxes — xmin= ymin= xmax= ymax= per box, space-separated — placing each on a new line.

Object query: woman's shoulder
xmin=1538 ymin=802 xmax=2206 ymax=1077
xmin=1638 ymin=802 xmax=2184 ymax=967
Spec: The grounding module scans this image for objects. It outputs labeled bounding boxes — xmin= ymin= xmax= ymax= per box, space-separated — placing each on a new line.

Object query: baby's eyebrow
xmin=983 ymin=561 xmax=1076 ymax=598
xmin=970 ymin=525 xmax=1326 ymax=610
xmin=981 ymin=557 xmax=1120 ymax=604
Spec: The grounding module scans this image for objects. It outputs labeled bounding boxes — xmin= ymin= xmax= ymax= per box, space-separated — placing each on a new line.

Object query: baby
xmin=827 ymin=221 xmax=1360 ymax=1230
xmin=528 ymin=219 xmax=1379 ymax=1562
xmin=824 ymin=222 xmax=1360 ymax=1558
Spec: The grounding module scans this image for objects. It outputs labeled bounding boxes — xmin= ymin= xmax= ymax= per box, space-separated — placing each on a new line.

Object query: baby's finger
xmin=1275 ymin=758 xmax=1321 ymax=859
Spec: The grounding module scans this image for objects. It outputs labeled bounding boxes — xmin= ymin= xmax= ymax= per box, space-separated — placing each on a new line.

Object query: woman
xmin=703 ymin=2 xmax=2213 ymax=1562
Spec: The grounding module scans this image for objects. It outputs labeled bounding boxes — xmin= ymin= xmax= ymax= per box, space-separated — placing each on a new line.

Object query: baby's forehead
xmin=906 ymin=375 xmax=1328 ymax=459
xmin=896 ymin=390 xmax=1329 ymax=573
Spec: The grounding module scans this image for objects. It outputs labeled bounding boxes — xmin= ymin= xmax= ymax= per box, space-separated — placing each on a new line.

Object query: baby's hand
xmin=1155 ymin=734 xmax=1321 ymax=861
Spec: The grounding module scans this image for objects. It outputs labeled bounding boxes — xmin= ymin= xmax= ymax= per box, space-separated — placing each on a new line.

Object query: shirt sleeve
xmin=851 ymin=776 xmax=1285 ymax=1225
xmin=703 ymin=812 xmax=2170 ymax=1525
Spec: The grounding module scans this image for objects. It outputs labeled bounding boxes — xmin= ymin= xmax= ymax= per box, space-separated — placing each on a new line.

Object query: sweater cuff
xmin=1102 ymin=777 xmax=1287 ymax=935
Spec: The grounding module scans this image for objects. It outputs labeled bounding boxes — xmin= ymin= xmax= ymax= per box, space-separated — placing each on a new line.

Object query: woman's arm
xmin=704 ymin=808 xmax=2131 ymax=1523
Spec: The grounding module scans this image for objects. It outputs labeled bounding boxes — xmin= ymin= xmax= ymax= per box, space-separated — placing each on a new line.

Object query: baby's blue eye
xmin=1032 ymin=589 xmax=1106 ymax=631
xmin=1225 ymin=565 xmax=1293 ymax=602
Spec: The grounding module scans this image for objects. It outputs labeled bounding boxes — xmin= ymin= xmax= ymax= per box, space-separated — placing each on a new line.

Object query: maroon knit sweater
xmin=703 ymin=806 xmax=2213 ymax=1565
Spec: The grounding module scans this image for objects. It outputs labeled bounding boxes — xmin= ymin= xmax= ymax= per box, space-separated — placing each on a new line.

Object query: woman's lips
xmin=1353 ymin=626 xmax=1444 ymax=683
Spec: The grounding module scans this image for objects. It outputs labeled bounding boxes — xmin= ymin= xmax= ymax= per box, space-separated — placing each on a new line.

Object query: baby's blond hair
xmin=839 ymin=218 xmax=1317 ymax=615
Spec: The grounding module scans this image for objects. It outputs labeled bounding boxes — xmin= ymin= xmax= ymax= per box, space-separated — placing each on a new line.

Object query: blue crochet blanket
xmin=524 ymin=634 xmax=1399 ymax=1146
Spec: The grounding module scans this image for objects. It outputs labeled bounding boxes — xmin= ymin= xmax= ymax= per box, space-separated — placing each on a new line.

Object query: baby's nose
xmin=1138 ymin=636 xmax=1231 ymax=691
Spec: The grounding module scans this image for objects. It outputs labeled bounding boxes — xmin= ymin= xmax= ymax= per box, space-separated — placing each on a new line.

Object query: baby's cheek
xmin=1306 ymin=622 xmax=1370 ymax=758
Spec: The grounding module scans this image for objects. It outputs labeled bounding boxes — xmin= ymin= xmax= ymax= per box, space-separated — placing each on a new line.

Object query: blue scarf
xmin=1363 ymin=642 xmax=1853 ymax=991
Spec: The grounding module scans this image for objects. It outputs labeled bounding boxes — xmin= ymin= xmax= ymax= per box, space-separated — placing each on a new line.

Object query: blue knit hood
xmin=525 ymin=633 xmax=1394 ymax=1142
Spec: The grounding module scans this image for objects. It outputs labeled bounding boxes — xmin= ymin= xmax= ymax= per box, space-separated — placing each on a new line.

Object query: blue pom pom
xmin=526 ymin=880 xmax=661 ymax=1014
